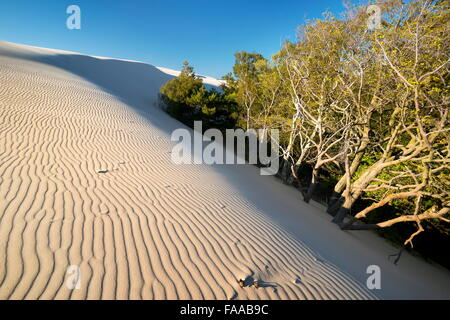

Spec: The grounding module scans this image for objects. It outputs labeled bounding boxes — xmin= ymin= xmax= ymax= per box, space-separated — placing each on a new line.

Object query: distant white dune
xmin=0 ymin=40 xmax=449 ymax=300
xmin=156 ymin=66 xmax=225 ymax=88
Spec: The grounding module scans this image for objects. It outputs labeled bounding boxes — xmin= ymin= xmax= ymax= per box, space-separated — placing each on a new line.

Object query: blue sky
xmin=0 ymin=0 xmax=347 ymax=78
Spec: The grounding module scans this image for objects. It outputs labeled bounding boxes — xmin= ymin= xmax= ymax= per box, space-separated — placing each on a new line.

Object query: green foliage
xmin=181 ymin=60 xmax=195 ymax=77
xmin=160 ymin=61 xmax=238 ymax=131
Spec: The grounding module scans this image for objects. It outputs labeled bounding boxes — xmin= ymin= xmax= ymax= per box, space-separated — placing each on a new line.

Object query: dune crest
xmin=0 ymin=41 xmax=449 ymax=300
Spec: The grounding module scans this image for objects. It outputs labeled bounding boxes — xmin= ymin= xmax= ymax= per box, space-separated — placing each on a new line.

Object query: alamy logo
xmin=171 ymin=121 xmax=279 ymax=175
xmin=366 ymin=265 xmax=381 ymax=290
xmin=66 ymin=265 xmax=81 ymax=290
xmin=367 ymin=5 xmax=382 ymax=30
xmin=66 ymin=5 xmax=81 ymax=30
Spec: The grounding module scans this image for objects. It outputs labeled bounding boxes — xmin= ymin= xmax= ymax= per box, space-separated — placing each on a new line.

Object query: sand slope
xmin=0 ymin=41 xmax=449 ymax=300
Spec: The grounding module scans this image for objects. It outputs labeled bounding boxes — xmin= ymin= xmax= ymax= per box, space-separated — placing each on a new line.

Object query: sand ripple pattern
xmin=0 ymin=42 xmax=377 ymax=300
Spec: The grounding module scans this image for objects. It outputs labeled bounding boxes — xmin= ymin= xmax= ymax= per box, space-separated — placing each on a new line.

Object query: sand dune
xmin=0 ymin=41 xmax=449 ymax=300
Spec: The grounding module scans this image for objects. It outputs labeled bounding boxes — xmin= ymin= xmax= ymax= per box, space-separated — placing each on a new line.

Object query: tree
xmin=232 ymin=51 xmax=267 ymax=130
xmin=161 ymin=61 xmax=238 ymax=130
xmin=160 ymin=62 xmax=203 ymax=119
xmin=181 ymin=60 xmax=195 ymax=77
xmin=332 ymin=0 xmax=450 ymax=247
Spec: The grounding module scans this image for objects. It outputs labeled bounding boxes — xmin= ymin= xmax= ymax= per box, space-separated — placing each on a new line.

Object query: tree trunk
xmin=340 ymin=222 xmax=380 ymax=230
xmin=278 ymin=157 xmax=285 ymax=178
xmin=327 ymin=193 xmax=343 ymax=215
xmin=304 ymin=167 xmax=318 ymax=203
xmin=332 ymin=199 xmax=351 ymax=224
xmin=332 ymin=160 xmax=387 ymax=224
xmin=279 ymin=158 xmax=291 ymax=183
xmin=327 ymin=128 xmax=370 ymax=214
xmin=286 ymin=165 xmax=297 ymax=185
